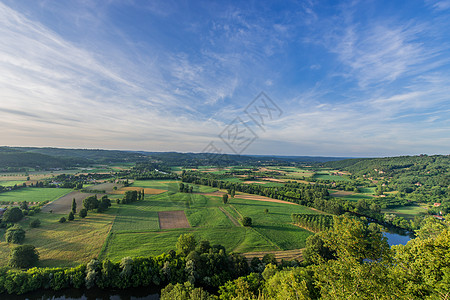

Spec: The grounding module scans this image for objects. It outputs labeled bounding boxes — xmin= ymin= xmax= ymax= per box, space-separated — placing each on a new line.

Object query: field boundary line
xmin=218 ymin=206 xmax=241 ymax=227
xmin=229 ymin=205 xmax=243 ymax=219
xmin=250 ymin=227 xmax=282 ymax=251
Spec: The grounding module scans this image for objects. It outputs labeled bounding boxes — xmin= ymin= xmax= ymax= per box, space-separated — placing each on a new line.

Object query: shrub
xmin=8 ymin=244 xmax=39 ymax=268
xmin=242 ymin=217 xmax=252 ymax=227
xmin=2 ymin=207 xmax=23 ymax=223
xmin=30 ymin=218 xmax=41 ymax=228
xmin=59 ymin=217 xmax=66 ymax=223
xmin=79 ymin=208 xmax=87 ymax=218
xmin=68 ymin=211 xmax=75 ymax=221
xmin=5 ymin=225 xmax=26 ymax=244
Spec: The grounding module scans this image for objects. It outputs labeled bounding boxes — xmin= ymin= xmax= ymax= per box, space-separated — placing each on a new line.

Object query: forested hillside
xmin=321 ymin=155 xmax=450 ymax=204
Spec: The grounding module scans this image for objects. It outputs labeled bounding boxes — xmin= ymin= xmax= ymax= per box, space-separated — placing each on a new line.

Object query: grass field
xmin=383 ymin=205 xmax=427 ymax=220
xmin=0 ymin=187 xmax=72 ymax=203
xmin=0 ymin=208 xmax=116 ymax=267
xmin=0 ymin=180 xmax=26 ymax=187
xmin=227 ymin=198 xmax=317 ymax=250
xmin=313 ymin=174 xmax=350 ymax=181
xmin=334 ymin=193 xmax=374 ymax=202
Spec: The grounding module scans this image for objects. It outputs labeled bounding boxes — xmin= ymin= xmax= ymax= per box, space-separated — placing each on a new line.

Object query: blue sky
xmin=0 ymin=0 xmax=449 ymax=157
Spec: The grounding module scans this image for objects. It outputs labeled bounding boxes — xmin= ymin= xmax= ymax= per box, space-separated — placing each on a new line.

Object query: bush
xmin=8 ymin=244 xmax=39 ymax=268
xmin=59 ymin=217 xmax=66 ymax=223
xmin=30 ymin=218 xmax=41 ymax=228
xmin=68 ymin=211 xmax=75 ymax=221
xmin=2 ymin=207 xmax=23 ymax=223
xmin=242 ymin=217 xmax=252 ymax=227
xmin=5 ymin=225 xmax=26 ymax=244
xmin=79 ymin=208 xmax=87 ymax=218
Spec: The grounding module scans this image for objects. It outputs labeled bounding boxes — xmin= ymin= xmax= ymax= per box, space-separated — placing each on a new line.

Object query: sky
xmin=0 ymin=0 xmax=449 ymax=157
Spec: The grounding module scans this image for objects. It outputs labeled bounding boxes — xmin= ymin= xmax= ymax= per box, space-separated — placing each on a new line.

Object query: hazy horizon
xmin=1 ymin=1 xmax=449 ymax=157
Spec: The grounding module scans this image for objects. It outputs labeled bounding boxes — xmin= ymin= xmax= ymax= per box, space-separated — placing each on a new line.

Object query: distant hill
xmin=0 ymin=146 xmax=354 ymax=170
xmin=0 ymin=147 xmax=89 ymax=170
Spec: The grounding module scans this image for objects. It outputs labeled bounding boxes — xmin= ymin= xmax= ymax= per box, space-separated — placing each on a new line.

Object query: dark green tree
xmin=59 ymin=217 xmax=66 ymax=223
xmin=8 ymin=244 xmax=39 ymax=268
xmin=68 ymin=211 xmax=75 ymax=221
xmin=3 ymin=207 xmax=23 ymax=223
xmin=71 ymin=198 xmax=77 ymax=214
xmin=30 ymin=218 xmax=41 ymax=228
xmin=97 ymin=195 xmax=111 ymax=213
xmin=83 ymin=195 xmax=99 ymax=211
xmin=79 ymin=208 xmax=87 ymax=218
xmin=5 ymin=225 xmax=26 ymax=244
xmin=242 ymin=217 xmax=252 ymax=227
xmin=19 ymin=201 xmax=28 ymax=210
xmin=222 ymin=193 xmax=229 ymax=204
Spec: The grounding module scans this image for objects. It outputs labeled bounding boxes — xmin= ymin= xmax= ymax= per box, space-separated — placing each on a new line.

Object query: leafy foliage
xmin=5 ymin=225 xmax=26 ymax=244
xmin=8 ymin=244 xmax=39 ymax=269
xmin=2 ymin=207 xmax=23 ymax=223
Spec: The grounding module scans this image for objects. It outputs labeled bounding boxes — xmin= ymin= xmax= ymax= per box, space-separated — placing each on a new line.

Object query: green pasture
xmin=382 ymin=205 xmax=427 ymax=220
xmin=313 ymin=174 xmax=350 ymax=181
xmin=0 ymin=180 xmax=26 ymax=187
xmin=0 ymin=187 xmax=72 ymax=203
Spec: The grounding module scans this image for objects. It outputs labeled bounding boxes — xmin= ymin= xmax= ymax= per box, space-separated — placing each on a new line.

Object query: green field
xmin=0 ymin=208 xmax=116 ymax=268
xmin=0 ymin=180 xmax=26 ymax=187
xmin=359 ymin=187 xmax=376 ymax=194
xmin=99 ymin=180 xmax=317 ymax=261
xmin=383 ymin=205 xmax=427 ymax=220
xmin=336 ymin=193 xmax=374 ymax=202
xmin=313 ymin=174 xmax=350 ymax=181
xmin=0 ymin=187 xmax=72 ymax=203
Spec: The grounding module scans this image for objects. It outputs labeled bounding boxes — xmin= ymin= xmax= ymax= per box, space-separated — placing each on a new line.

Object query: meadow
xmin=0 ymin=187 xmax=72 ymax=204
xmin=0 ymin=208 xmax=115 ymax=267
xmin=383 ymin=205 xmax=427 ymax=220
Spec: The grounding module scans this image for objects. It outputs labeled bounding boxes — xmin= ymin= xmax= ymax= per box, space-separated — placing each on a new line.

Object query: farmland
xmin=99 ymin=180 xmax=317 ymax=262
xmin=0 ymin=155 xmax=446 ymax=273
xmin=0 ymin=174 xmax=318 ymax=268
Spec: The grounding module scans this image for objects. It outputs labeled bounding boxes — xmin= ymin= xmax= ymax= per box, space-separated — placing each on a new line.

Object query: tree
xmin=68 ymin=211 xmax=75 ymax=221
xmin=222 ymin=193 xmax=229 ymax=204
xmin=97 ymin=197 xmax=111 ymax=213
xmin=2 ymin=207 xmax=23 ymax=223
xmin=83 ymin=195 xmax=99 ymax=211
xmin=303 ymin=232 xmax=336 ymax=264
xmin=123 ymin=190 xmax=138 ymax=204
xmin=71 ymin=198 xmax=77 ymax=214
xmin=8 ymin=244 xmax=39 ymax=268
xmin=242 ymin=217 xmax=252 ymax=227
xmin=19 ymin=201 xmax=28 ymax=210
xmin=59 ymin=217 xmax=66 ymax=223
xmin=231 ymin=190 xmax=235 ymax=198
xmin=79 ymin=208 xmax=87 ymax=218
xmin=30 ymin=218 xmax=41 ymax=228
xmin=5 ymin=225 xmax=26 ymax=244
xmin=161 ymin=282 xmax=215 ymax=300
xmin=177 ymin=233 xmax=197 ymax=256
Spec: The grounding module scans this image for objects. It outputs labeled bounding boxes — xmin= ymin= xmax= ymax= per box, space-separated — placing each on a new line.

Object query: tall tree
xmin=71 ymin=198 xmax=77 ymax=214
